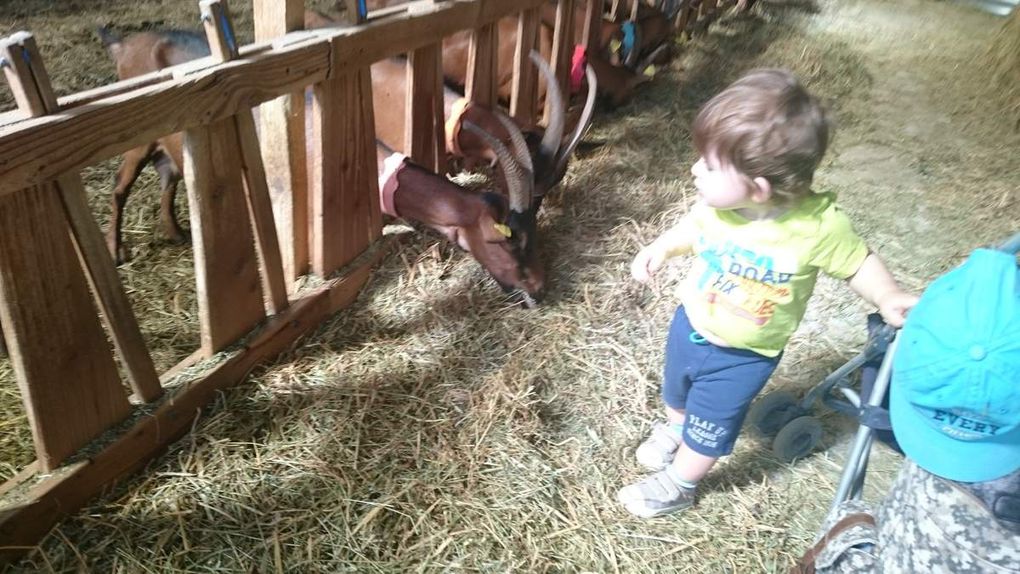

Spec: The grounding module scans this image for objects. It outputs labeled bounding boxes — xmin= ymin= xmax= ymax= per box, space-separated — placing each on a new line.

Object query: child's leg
xmin=620 ymin=344 xmax=781 ymax=518
xmin=636 ymin=307 xmax=699 ymax=471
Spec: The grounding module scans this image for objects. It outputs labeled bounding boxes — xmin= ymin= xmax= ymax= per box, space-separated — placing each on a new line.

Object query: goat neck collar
xmin=378 ymin=152 xmax=408 ymax=217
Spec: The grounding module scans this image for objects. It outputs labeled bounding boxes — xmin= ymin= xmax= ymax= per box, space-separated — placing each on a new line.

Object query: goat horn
xmin=493 ymin=110 xmax=534 ymax=175
xmin=529 ymin=51 xmax=564 ymax=177
xmin=549 ymin=63 xmax=598 ymax=190
xmin=636 ymin=43 xmax=669 ymax=78
xmin=462 ymin=120 xmax=533 ymax=214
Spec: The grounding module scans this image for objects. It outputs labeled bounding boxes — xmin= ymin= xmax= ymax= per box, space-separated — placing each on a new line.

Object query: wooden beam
xmin=0 ymin=0 xmax=555 ymax=196
xmin=544 ymin=0 xmax=576 ymax=126
xmin=200 ymin=0 xmax=289 ymax=316
xmin=0 ymin=37 xmax=132 ymax=467
xmin=310 ymin=67 xmax=381 ymax=276
xmin=465 ymin=23 xmax=499 ymax=108
xmin=183 ymin=118 xmax=267 ymax=356
xmin=510 ymin=8 xmax=540 ymax=127
xmin=0 ymin=240 xmax=391 ymax=565
xmin=0 ymin=33 xmax=162 ymax=404
xmin=254 ymin=0 xmax=309 ymax=290
xmin=581 ymin=0 xmax=601 ymax=52
xmin=405 ymin=43 xmax=445 ymax=172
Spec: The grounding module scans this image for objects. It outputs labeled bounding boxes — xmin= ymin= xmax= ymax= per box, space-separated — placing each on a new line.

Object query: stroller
xmin=748 ymin=231 xmax=1020 ymax=511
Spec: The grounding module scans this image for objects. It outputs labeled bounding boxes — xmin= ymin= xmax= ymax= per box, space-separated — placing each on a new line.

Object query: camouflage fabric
xmin=812 ymin=460 xmax=1020 ymax=573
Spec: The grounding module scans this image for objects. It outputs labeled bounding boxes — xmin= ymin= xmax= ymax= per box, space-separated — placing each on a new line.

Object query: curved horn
xmin=634 ymin=43 xmax=669 ymax=84
xmin=493 ymin=110 xmax=534 ymax=175
xmin=529 ymin=50 xmax=564 ymax=172
xmin=550 ymin=63 xmax=599 ymax=189
xmin=462 ymin=120 xmax=533 ymax=214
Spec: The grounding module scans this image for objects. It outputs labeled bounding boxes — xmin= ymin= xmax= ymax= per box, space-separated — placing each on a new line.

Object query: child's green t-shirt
xmin=681 ymin=192 xmax=869 ymax=357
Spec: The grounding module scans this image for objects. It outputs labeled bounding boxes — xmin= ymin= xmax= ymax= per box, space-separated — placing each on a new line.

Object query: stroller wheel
xmin=772 ymin=416 xmax=822 ymax=462
xmin=748 ymin=391 xmax=805 ymax=437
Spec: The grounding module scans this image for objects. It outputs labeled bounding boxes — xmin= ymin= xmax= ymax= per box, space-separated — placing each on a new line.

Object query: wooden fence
xmin=0 ymin=0 xmax=737 ymax=562
xmin=0 ymin=0 xmax=601 ymax=560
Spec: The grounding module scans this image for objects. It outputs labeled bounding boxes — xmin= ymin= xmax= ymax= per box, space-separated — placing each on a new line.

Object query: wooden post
xmin=405 ymin=43 xmax=446 ymax=172
xmin=510 ymin=8 xmax=540 ymax=127
xmin=465 ymin=23 xmax=498 ymax=108
xmin=310 ymin=66 xmax=381 ymax=276
xmin=544 ymin=0 xmax=576 ymax=126
xmin=184 ymin=0 xmax=288 ymax=355
xmin=254 ymin=0 xmax=308 ymax=291
xmin=344 ymin=0 xmax=369 ymax=24
xmin=581 ymin=0 xmax=602 ymax=53
xmin=0 ymin=33 xmax=138 ymax=470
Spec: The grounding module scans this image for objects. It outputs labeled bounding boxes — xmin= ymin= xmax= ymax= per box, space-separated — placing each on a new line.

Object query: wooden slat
xmin=510 ymin=8 xmax=540 ymax=126
xmin=0 ymin=241 xmax=391 ymax=566
xmin=544 ymin=0 xmax=576 ymax=126
xmin=235 ymin=113 xmax=290 ymax=315
xmin=0 ymin=184 xmax=130 ymax=471
xmin=201 ymin=0 xmax=289 ymax=316
xmin=310 ymin=67 xmax=382 ymax=276
xmin=465 ymin=23 xmax=499 ymax=108
xmin=200 ymin=0 xmax=240 ymax=61
xmin=183 ymin=119 xmax=267 ymax=356
xmin=1 ymin=33 xmax=162 ymax=404
xmin=581 ymin=0 xmax=601 ymax=52
xmin=0 ymin=0 xmax=557 ymax=196
xmin=405 ymin=43 xmax=445 ymax=172
xmin=254 ymin=0 xmax=309 ymax=289
xmin=345 ymin=0 xmax=370 ymax=24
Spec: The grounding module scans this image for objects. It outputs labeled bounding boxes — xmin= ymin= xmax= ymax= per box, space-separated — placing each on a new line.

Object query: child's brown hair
xmin=692 ymin=69 xmax=831 ymax=203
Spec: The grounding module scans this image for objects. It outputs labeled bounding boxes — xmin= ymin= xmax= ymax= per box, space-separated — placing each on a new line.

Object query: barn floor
xmin=2 ymin=0 xmax=1018 ymax=572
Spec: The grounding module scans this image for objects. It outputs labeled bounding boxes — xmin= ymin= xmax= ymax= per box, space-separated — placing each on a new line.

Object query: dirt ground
xmin=0 ymin=0 xmax=1018 ymax=572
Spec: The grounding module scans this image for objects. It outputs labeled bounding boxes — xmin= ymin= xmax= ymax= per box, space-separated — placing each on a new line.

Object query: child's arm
xmin=631 ymin=214 xmax=696 ymax=283
xmin=847 ymin=253 xmax=918 ymax=328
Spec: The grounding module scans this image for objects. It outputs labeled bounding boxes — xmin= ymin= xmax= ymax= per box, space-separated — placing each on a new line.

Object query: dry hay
xmin=986 ymin=6 xmax=1020 ymax=129
xmin=0 ymin=0 xmax=1018 ymax=572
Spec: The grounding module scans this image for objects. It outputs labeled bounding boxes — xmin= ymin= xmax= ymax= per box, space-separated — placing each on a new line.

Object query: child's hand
xmin=877 ymin=290 xmax=919 ymax=328
xmin=631 ymin=244 xmax=666 ymax=283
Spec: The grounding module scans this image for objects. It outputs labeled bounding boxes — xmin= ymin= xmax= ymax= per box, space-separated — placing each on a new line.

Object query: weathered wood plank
xmin=0 ymin=0 xmax=555 ymax=196
xmin=202 ymin=0 xmax=289 ymax=316
xmin=544 ymin=0 xmax=576 ymax=126
xmin=0 ymin=183 xmax=131 ymax=471
xmin=510 ymin=8 xmax=540 ymax=126
xmin=1 ymin=33 xmax=162 ymax=403
xmin=581 ymin=0 xmax=601 ymax=52
xmin=311 ymin=67 xmax=381 ymax=276
xmin=405 ymin=43 xmax=445 ymax=172
xmin=254 ymin=0 xmax=309 ymax=289
xmin=0 ymin=241 xmax=391 ymax=566
xmin=465 ymin=23 xmax=498 ymax=108
xmin=183 ymin=118 xmax=267 ymax=356
xmin=235 ymin=113 xmax=290 ymax=315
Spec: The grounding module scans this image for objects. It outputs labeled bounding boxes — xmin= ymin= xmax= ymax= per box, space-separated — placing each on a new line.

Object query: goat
xmin=99 ymin=27 xmax=590 ymax=302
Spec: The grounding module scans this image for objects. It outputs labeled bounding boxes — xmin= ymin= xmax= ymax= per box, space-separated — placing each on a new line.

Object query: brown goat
xmin=99 ymin=26 xmax=590 ymax=301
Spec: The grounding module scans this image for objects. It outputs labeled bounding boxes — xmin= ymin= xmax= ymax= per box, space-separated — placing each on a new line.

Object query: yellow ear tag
xmin=493 ymin=223 xmax=512 ymax=238
xmin=609 ymin=39 xmax=623 ymax=53
xmin=643 ymin=65 xmax=657 ymax=78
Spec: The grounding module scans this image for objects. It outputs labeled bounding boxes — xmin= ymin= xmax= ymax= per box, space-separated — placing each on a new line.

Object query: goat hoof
xmin=113 ymin=246 xmax=131 ymax=266
xmin=167 ymin=230 xmax=191 ymax=245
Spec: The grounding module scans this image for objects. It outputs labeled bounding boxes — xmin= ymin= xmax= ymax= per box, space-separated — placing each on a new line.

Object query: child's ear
xmin=751 ymin=177 xmax=773 ymax=203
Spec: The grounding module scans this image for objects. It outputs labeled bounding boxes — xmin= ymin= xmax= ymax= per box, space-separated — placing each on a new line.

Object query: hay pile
xmin=987 ymin=6 xmax=1020 ymax=128
xmin=1 ymin=0 xmax=1018 ymax=572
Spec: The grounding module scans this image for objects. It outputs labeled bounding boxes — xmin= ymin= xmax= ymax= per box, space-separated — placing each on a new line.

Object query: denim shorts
xmin=663 ymin=306 xmax=782 ymax=457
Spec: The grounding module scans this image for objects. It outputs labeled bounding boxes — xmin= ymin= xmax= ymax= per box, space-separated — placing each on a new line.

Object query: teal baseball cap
xmin=890 ymin=247 xmax=1020 ymax=483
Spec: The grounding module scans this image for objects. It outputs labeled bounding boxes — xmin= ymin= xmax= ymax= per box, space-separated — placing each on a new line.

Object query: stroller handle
xmin=998 ymin=231 xmax=1020 ymax=255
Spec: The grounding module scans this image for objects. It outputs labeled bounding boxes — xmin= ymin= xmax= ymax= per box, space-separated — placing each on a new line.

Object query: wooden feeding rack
xmin=0 ymin=0 xmax=600 ymax=563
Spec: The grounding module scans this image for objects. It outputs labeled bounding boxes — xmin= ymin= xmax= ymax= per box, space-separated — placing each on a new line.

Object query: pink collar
xmin=378 ymin=152 xmax=408 ymax=217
